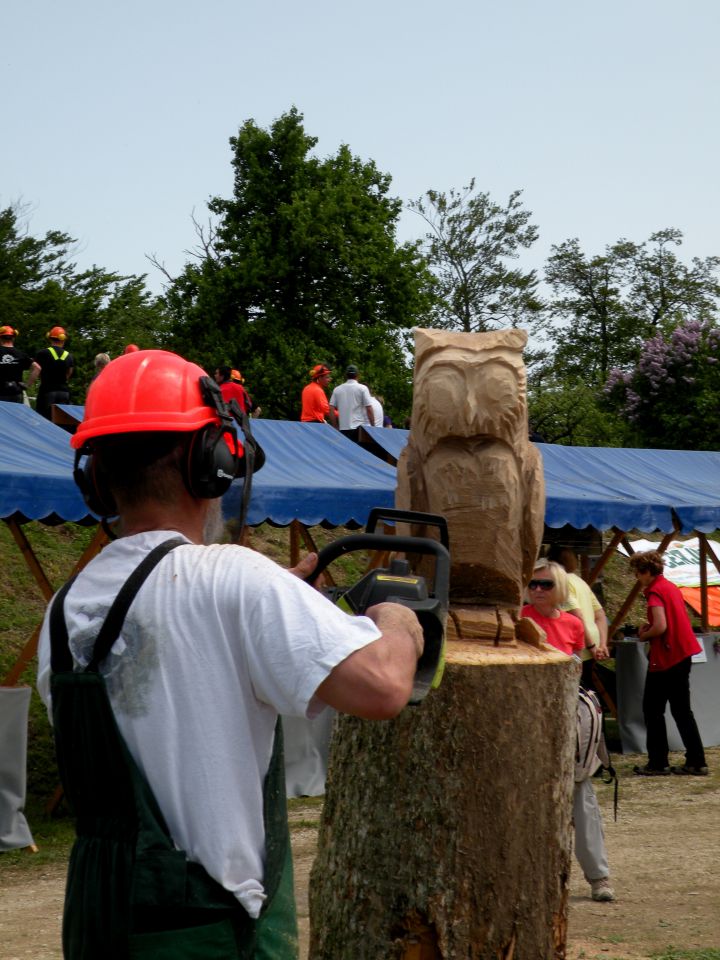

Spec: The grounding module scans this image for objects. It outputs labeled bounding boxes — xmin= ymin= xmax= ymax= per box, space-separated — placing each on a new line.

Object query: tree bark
xmin=310 ymin=646 xmax=578 ymax=959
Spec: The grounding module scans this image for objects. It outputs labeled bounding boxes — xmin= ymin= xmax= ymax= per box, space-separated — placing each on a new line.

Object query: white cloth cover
xmin=0 ymin=686 xmax=35 ymax=851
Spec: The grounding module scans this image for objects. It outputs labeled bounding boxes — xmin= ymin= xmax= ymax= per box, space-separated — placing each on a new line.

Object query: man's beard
xmin=203 ymin=498 xmax=227 ymax=544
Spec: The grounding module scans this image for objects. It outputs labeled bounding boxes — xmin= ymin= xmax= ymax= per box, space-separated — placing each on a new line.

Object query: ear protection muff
xmin=73 ymin=449 xmax=118 ymax=517
xmin=183 ymin=423 xmax=239 ymax=499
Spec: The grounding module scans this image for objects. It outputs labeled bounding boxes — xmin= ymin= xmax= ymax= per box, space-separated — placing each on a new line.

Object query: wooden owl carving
xmin=396 ymin=328 xmax=545 ymax=607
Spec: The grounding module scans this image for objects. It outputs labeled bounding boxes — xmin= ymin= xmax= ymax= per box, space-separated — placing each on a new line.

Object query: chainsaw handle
xmin=365 ymin=508 xmax=450 ymax=549
xmin=305 ymin=533 xmax=450 ymax=603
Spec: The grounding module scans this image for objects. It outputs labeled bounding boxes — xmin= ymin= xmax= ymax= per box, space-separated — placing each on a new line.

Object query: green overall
xmin=49 ymin=539 xmax=298 ymax=959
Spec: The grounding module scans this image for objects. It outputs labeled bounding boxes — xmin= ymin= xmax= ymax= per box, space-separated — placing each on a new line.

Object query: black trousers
xmin=642 ymin=655 xmax=706 ymax=769
xmin=36 ymin=388 xmax=69 ymax=420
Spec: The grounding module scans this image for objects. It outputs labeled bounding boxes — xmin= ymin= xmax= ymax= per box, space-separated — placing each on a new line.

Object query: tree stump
xmin=310 ymin=329 xmax=579 ymax=958
xmin=309 ymin=645 xmax=578 ymax=959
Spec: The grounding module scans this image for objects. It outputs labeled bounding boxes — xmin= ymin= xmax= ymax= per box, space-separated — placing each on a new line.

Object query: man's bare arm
xmin=315 ymin=602 xmax=423 ymax=720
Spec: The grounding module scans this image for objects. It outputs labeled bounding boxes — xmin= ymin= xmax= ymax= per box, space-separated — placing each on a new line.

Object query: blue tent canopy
xmin=362 ymin=427 xmax=720 ymax=534
xmin=0 ymin=403 xmax=94 ymax=523
xmin=223 ymin=420 xmax=396 ymax=527
xmin=0 ymin=406 xmax=396 ymax=528
xmin=4 ymin=405 xmax=720 ymax=533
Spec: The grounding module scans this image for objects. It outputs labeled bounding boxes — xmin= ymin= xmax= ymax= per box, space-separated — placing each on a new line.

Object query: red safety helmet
xmin=47 ymin=326 xmax=67 ymax=341
xmin=123 ymin=343 xmax=140 ymax=354
xmin=72 ymin=350 xmax=224 ymax=450
xmin=0 ymin=325 xmax=18 ymax=337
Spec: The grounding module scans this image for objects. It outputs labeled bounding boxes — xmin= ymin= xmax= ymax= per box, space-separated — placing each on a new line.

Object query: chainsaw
xmin=305 ymin=508 xmax=450 ymax=704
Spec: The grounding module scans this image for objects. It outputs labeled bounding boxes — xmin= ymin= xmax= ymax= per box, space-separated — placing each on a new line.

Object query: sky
xmin=2 ymin=0 xmax=718 ymax=298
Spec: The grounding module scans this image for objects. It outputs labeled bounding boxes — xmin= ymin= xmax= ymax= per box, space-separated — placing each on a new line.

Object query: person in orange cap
xmin=300 ymin=364 xmax=337 ymax=425
xmin=0 ymin=326 xmax=40 ymax=404
xmin=31 ymin=326 xmax=74 ymax=419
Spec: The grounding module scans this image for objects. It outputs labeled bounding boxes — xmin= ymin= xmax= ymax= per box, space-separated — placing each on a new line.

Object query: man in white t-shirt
xmin=36 ymin=350 xmax=423 ymax=959
xmin=329 ymin=364 xmax=375 ymax=442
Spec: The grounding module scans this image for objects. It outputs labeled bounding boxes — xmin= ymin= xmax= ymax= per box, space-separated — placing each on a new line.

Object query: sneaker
xmin=671 ymin=765 xmax=709 ymax=776
xmin=591 ymin=878 xmax=615 ymax=902
xmin=633 ymin=764 xmax=671 ymax=777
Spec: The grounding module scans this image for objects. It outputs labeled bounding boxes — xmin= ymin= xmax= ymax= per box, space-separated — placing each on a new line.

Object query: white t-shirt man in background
xmin=329 ymin=364 xmax=374 ymax=442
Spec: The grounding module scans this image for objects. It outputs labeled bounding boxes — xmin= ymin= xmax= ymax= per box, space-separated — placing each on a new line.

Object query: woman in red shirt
xmin=521 ymin=559 xmax=614 ymax=903
xmin=521 ymin=560 xmax=585 ymax=656
xmin=629 ymin=550 xmax=708 ymax=777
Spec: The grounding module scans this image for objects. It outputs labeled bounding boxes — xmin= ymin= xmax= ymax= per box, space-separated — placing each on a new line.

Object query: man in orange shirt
xmin=301 ymin=364 xmax=337 ymax=425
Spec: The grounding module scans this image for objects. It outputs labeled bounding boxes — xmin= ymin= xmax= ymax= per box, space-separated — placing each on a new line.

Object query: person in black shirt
xmin=32 ymin=326 xmax=75 ymax=419
xmin=0 ymin=326 xmax=40 ymax=403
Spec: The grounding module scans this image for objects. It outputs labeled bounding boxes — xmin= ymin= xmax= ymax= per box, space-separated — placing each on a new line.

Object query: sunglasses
xmin=528 ymin=579 xmax=555 ymax=591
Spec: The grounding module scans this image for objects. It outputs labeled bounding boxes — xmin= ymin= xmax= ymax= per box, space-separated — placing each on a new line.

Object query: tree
xmin=617 ymin=228 xmax=720 ymax=332
xmin=531 ymin=230 xmax=720 ymax=446
xmin=0 ymin=203 xmax=170 ymax=398
xmin=527 ymin=363 xmax=631 ymax=447
xmin=408 ymin=182 xmax=543 ymax=333
xmin=162 ymin=108 xmax=434 ymax=421
xmin=540 ymin=231 xmax=720 ymax=386
xmin=0 ymin=204 xmax=78 ymax=338
xmin=604 ymin=320 xmax=720 ymax=450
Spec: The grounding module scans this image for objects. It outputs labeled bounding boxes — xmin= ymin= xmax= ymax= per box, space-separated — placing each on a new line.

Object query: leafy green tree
xmin=163 ymin=108 xmax=433 ymax=420
xmin=408 ymin=182 xmax=542 ymax=333
xmin=530 ymin=230 xmax=720 ymax=446
xmin=0 ymin=203 xmax=169 ymax=400
xmin=604 ymin=320 xmax=720 ymax=449
xmin=539 ymin=230 xmax=720 ymax=387
xmin=527 ymin=361 xmax=631 ymax=447
xmin=616 ymin=228 xmax=720 ymax=332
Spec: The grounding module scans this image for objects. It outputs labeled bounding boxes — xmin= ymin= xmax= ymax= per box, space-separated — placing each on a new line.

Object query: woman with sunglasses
xmin=521 ymin=558 xmax=615 ymax=903
xmin=521 ymin=560 xmax=584 ymax=656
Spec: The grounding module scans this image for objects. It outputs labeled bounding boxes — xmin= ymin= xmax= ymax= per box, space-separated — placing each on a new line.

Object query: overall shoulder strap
xmin=49 ymin=537 xmax=185 ymax=674
xmin=86 ymin=537 xmax=185 ymax=672
xmin=49 ymin=576 xmax=80 ymax=673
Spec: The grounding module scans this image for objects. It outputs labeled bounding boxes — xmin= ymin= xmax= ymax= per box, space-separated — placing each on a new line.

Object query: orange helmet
xmin=0 ymin=325 xmax=18 ymax=337
xmin=230 ymin=368 xmax=244 ymax=383
xmin=72 ymin=350 xmax=224 ymax=450
xmin=47 ymin=326 xmax=67 ymax=341
xmin=309 ymin=364 xmax=331 ymax=381
xmin=123 ymin=343 xmax=140 ymax=354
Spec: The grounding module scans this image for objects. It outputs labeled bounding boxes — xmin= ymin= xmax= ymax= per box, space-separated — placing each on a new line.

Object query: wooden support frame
xmin=605 ymin=526 xmax=680 ymax=640
xmin=6 ymin=517 xmax=55 ymax=601
xmin=698 ymin=534 xmax=709 ymax=631
xmin=2 ymin=521 xmax=109 ymax=687
xmin=586 ymin=527 xmax=626 ymax=587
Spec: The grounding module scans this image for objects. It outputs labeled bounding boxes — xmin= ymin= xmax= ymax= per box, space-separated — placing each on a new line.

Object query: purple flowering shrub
xmin=604 ymin=320 xmax=720 ymax=449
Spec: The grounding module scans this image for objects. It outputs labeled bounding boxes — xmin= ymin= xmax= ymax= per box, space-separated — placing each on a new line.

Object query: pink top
xmin=521 ymin=605 xmax=584 ymax=656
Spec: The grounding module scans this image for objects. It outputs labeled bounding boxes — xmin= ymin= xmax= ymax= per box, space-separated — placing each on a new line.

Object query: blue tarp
xmin=224 ymin=420 xmax=396 ymax=527
xmin=362 ymin=427 xmax=720 ymax=534
xmin=0 ymin=402 xmax=94 ymax=523
xmin=0 ymin=406 xmax=396 ymax=528
xmin=4 ymin=405 xmax=720 ymax=533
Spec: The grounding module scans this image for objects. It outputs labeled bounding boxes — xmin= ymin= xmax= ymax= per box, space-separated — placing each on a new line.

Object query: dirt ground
xmin=2 ymin=748 xmax=719 ymax=960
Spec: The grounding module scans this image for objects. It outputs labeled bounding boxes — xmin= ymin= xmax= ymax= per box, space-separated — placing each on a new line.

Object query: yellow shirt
xmin=561 ymin=572 xmax=602 ymax=661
